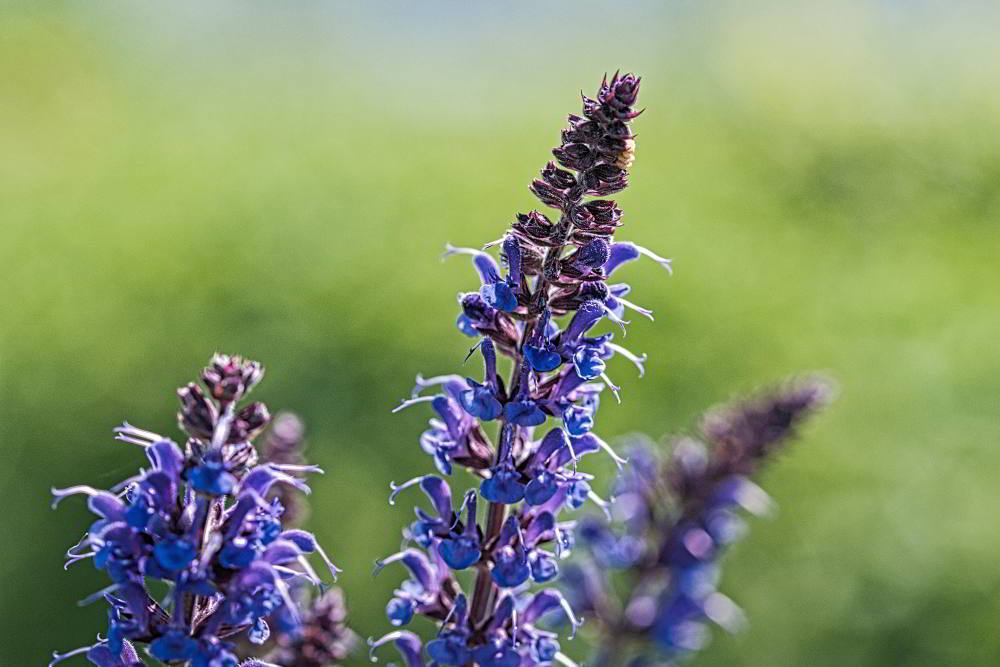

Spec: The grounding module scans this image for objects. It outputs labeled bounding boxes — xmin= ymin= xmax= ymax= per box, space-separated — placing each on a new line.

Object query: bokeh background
xmin=3 ymin=2 xmax=999 ymax=665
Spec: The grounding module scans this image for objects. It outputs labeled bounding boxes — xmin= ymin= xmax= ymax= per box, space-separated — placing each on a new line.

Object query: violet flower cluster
xmin=369 ymin=73 xmax=671 ymax=667
xmin=564 ymin=378 xmax=832 ymax=666
xmin=50 ymin=356 xmax=341 ymax=667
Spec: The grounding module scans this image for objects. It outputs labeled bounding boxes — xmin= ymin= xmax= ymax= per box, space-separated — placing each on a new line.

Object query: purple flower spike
xmin=51 ymin=356 xmax=340 ymax=667
xmin=565 ymin=378 xmax=832 ymax=664
xmin=385 ymin=73 xmax=654 ymax=665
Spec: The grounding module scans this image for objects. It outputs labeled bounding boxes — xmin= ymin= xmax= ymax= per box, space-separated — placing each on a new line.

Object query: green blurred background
xmin=2 ymin=2 xmax=999 ymax=664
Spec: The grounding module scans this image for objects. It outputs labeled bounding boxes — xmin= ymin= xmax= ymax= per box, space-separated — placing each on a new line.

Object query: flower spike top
xmin=373 ymin=72 xmax=670 ymax=666
xmin=50 ymin=355 xmax=337 ymax=667
xmin=565 ymin=377 xmax=833 ymax=666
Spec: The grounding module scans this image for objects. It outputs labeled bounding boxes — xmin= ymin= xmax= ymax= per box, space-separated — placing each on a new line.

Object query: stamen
xmin=441 ymin=243 xmax=484 ymax=260
xmin=590 ymin=433 xmax=629 ymax=469
xmin=314 ymin=541 xmax=342 ymax=581
xmin=634 ymin=243 xmax=673 ymax=273
xmin=64 ymin=552 xmax=96 ymax=570
xmin=276 ymin=563 xmax=319 ymax=585
xmin=50 ymin=486 xmax=101 ymax=509
xmin=600 ymin=372 xmax=622 ymax=403
xmin=388 ymin=476 xmax=425 ymax=505
xmin=606 ymin=342 xmax=647 ymax=377
xmin=270 ymin=462 xmax=324 ymax=476
xmin=615 ymin=295 xmax=654 ymax=321
xmin=588 ymin=489 xmax=613 ymax=520
xmin=48 ymin=645 xmax=92 ymax=667
xmin=411 ymin=373 xmax=460 ymax=398
xmin=112 ymin=421 xmax=164 ymax=447
xmin=367 ymin=632 xmax=405 ymax=661
xmin=392 ymin=395 xmax=437 ymax=414
xmin=601 ymin=303 xmax=630 ymax=334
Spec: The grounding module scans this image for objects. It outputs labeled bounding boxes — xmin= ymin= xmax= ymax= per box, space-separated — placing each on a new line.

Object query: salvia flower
xmin=50 ymin=355 xmax=338 ymax=667
xmin=371 ymin=72 xmax=671 ymax=666
xmin=564 ymin=378 xmax=832 ymax=666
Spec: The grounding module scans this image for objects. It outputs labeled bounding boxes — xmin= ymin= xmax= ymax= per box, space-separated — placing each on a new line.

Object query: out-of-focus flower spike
xmin=703 ymin=592 xmax=747 ymax=634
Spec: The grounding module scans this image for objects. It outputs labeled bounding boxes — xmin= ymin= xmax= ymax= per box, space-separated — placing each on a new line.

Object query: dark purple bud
xmin=513 ymin=211 xmax=559 ymax=246
xmin=598 ymin=71 xmax=642 ymax=116
xmin=583 ymin=163 xmax=629 ymax=196
xmin=562 ymin=117 xmax=603 ymax=144
xmin=201 ymin=353 xmax=264 ymax=402
xmin=530 ymin=178 xmax=566 ymax=209
xmin=177 ymin=383 xmax=217 ymax=440
xmin=229 ymin=401 xmax=271 ymax=443
xmin=553 ymin=142 xmax=597 ymax=172
xmin=541 ymin=160 xmax=578 ymax=189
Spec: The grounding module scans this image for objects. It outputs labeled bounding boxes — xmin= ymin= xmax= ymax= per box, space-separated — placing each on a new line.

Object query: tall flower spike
xmin=565 ymin=377 xmax=833 ymax=666
xmin=51 ymin=356 xmax=338 ymax=666
xmin=381 ymin=73 xmax=668 ymax=665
